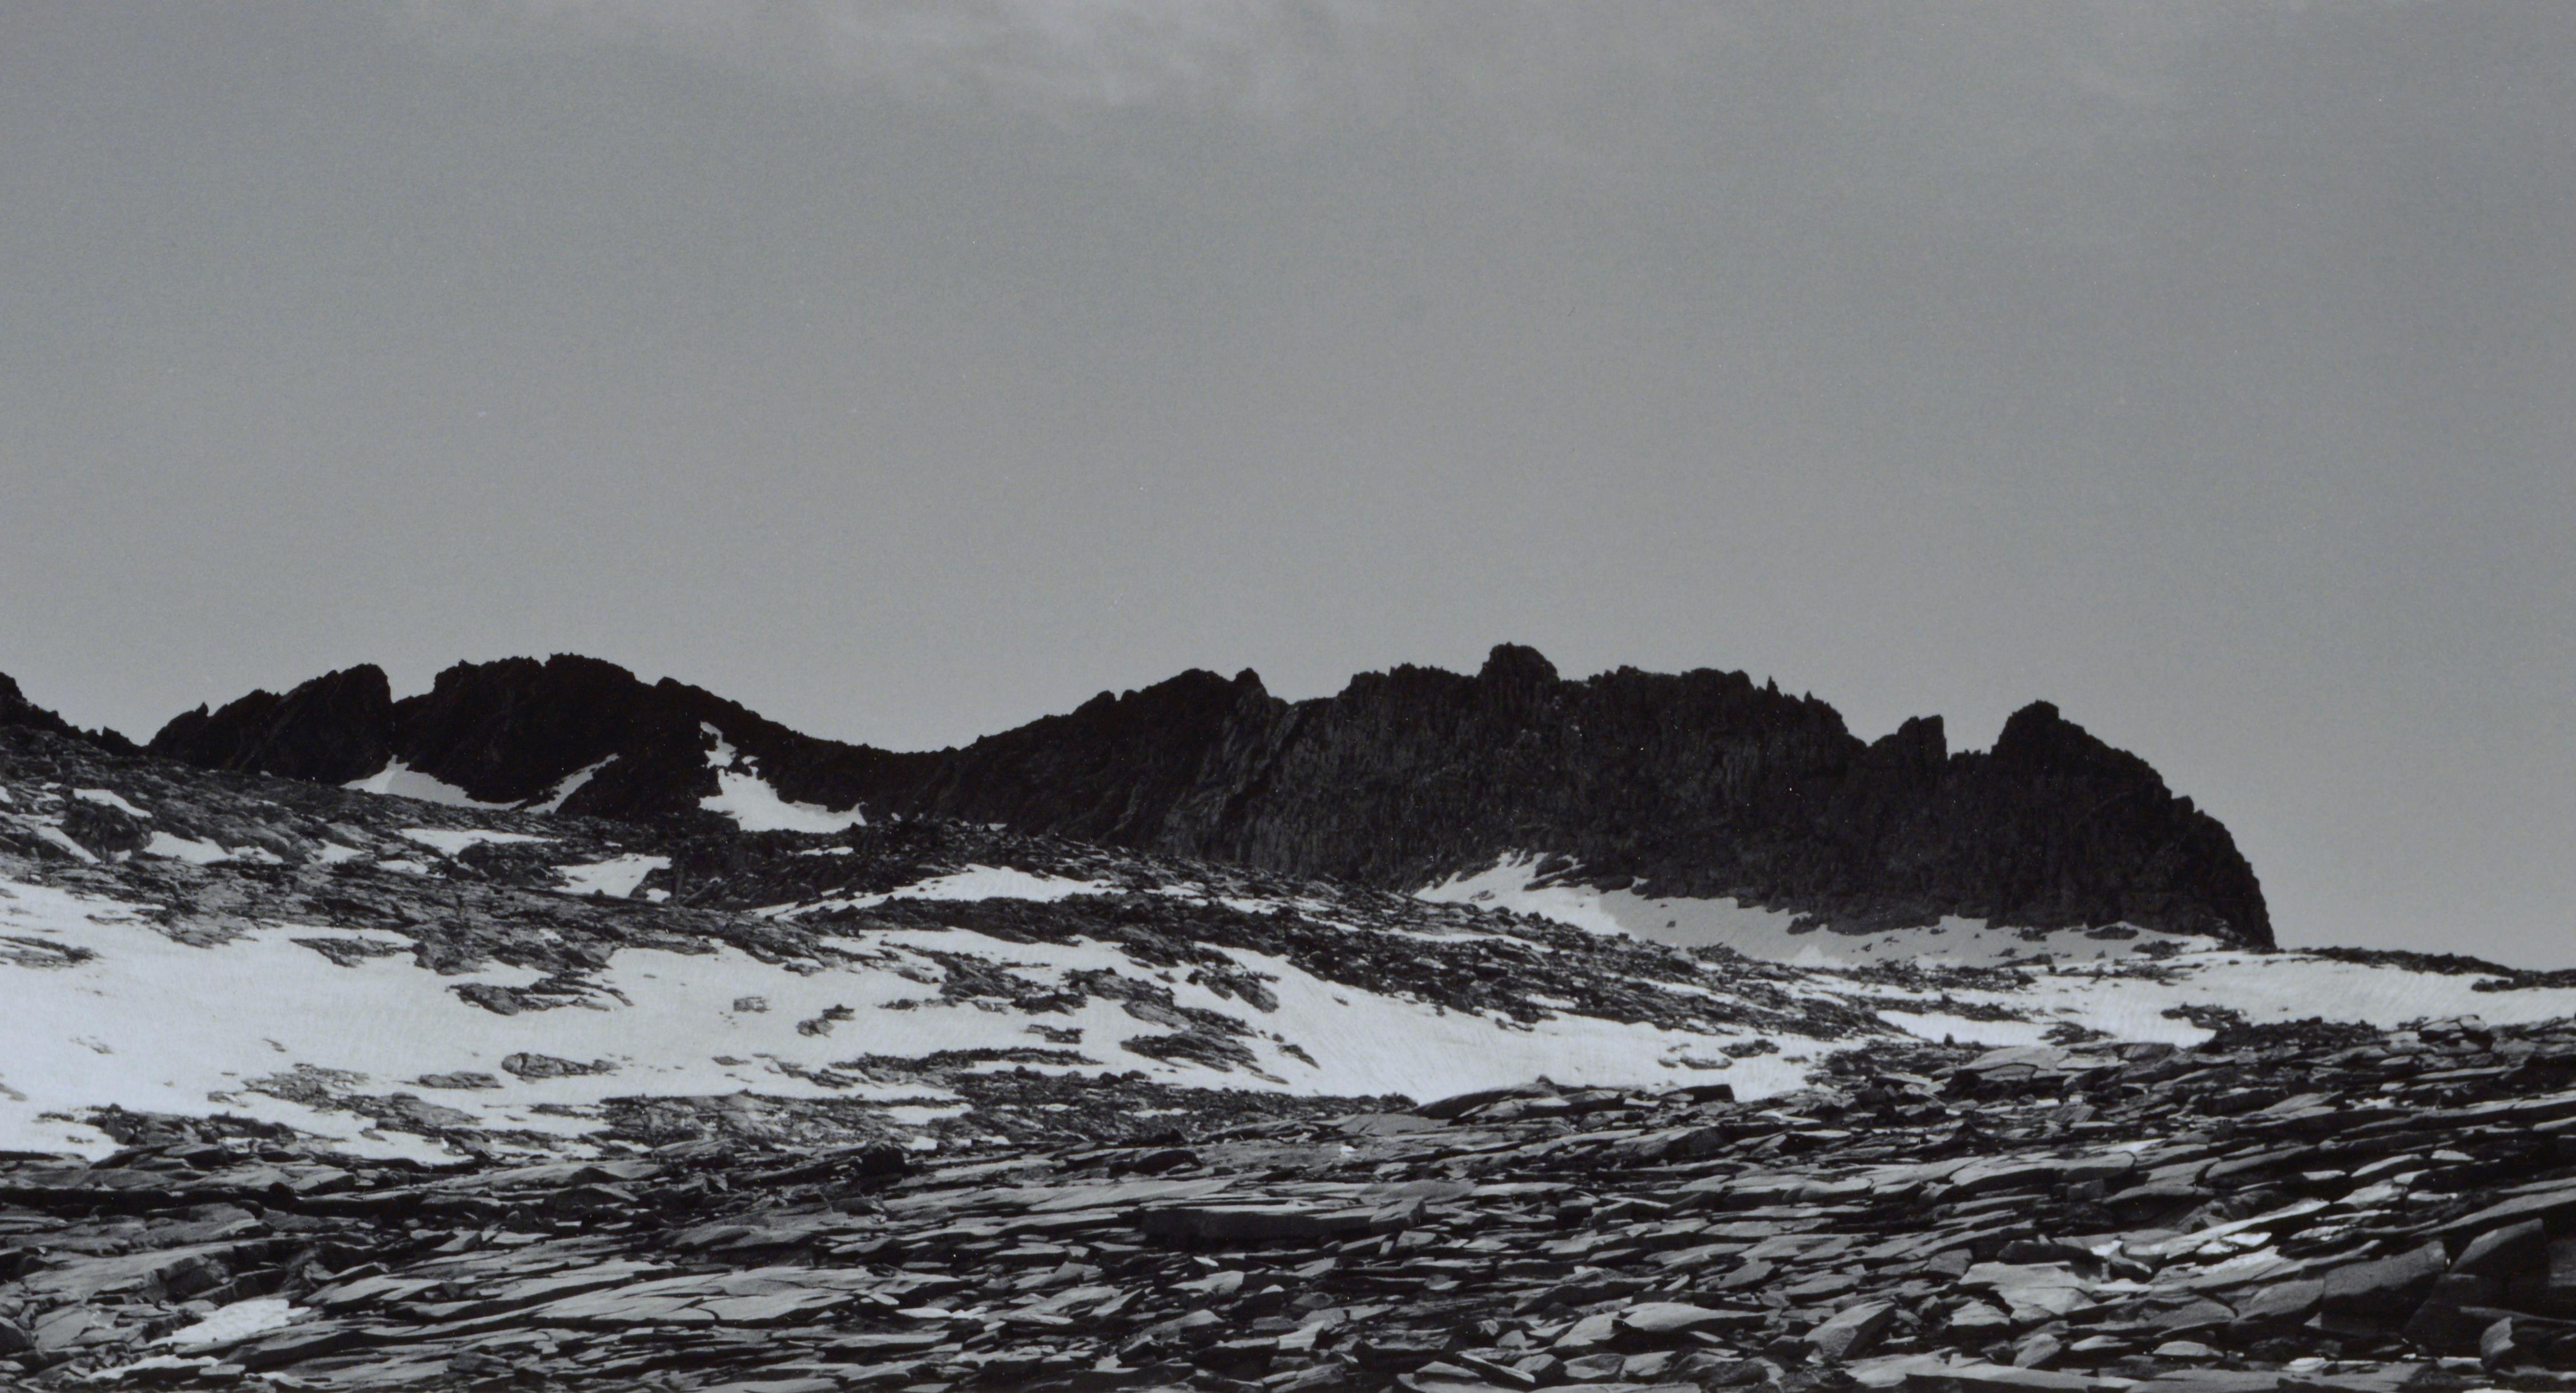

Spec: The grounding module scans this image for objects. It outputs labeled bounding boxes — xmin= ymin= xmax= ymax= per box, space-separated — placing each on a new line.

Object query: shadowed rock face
xmin=148 ymin=665 xmax=395 ymax=784
xmin=0 ymin=674 xmax=79 ymax=740
xmin=0 ymin=673 xmax=135 ymax=755
xmin=136 ymin=646 xmax=2271 ymax=945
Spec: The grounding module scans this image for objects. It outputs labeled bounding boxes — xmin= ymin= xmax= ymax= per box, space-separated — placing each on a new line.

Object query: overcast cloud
xmin=2 ymin=2 xmax=2570 ymax=961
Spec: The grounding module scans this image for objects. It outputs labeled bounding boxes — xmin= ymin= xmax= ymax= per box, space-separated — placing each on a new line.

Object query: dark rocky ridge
xmin=0 ymin=671 xmax=136 ymax=755
xmin=148 ymin=666 xmax=395 ymax=784
xmin=132 ymin=649 xmax=2271 ymax=947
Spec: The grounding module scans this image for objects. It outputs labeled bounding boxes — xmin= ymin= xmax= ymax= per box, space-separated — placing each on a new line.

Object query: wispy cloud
xmin=405 ymin=1 xmax=1521 ymax=122
xmin=399 ymin=0 xmax=2231 ymax=190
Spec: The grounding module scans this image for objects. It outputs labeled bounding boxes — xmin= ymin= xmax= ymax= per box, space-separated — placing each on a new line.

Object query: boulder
xmin=2453 ymin=1218 xmax=2547 ymax=1277
xmin=1810 ymin=1302 xmax=1898 ymax=1362
xmin=2320 ymin=1241 xmax=2449 ymax=1320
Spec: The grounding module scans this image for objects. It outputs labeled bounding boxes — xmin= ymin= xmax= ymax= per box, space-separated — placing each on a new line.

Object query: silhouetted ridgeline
xmin=137 ymin=646 xmax=2268 ymax=946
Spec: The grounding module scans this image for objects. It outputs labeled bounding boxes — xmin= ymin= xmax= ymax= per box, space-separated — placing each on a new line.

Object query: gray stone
xmin=2452 ymin=1218 xmax=2545 ymax=1277
xmin=2320 ymin=1241 xmax=2448 ymax=1318
xmin=1809 ymin=1302 xmax=1896 ymax=1363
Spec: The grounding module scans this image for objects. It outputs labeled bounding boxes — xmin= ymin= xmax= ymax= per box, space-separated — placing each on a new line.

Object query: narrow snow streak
xmin=758 ymin=864 xmax=1116 ymax=919
xmin=525 ymin=758 xmax=613 ymax=814
xmin=399 ymin=827 xmax=551 ymax=857
xmin=74 ymin=788 xmax=150 ymax=818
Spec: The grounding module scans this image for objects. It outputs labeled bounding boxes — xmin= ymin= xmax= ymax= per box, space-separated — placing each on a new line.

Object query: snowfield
xmin=1420 ymin=854 xmax=2576 ymax=1048
xmin=1419 ymin=852 xmax=2229 ymax=966
xmin=0 ymin=864 xmax=1783 ymax=1161
xmin=13 ymin=838 xmax=2573 ymax=1166
xmin=10 ymin=763 xmax=2571 ymax=1170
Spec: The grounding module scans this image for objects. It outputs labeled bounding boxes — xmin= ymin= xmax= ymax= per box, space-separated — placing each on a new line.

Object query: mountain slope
xmin=15 ymin=669 xmax=2576 ymax=1392
xmin=5 ymin=706 xmax=2559 ymax=1168
xmin=142 ymin=648 xmax=2269 ymax=945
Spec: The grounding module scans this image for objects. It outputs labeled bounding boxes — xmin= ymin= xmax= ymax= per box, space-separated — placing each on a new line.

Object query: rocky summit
xmin=141 ymin=648 xmax=2269 ymax=945
xmin=7 ymin=660 xmax=2562 ymax=1392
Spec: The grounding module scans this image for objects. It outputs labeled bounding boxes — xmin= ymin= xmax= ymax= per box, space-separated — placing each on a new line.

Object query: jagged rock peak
xmin=1477 ymin=642 xmax=1560 ymax=687
xmin=140 ymin=647 xmax=2272 ymax=947
xmin=0 ymin=670 xmax=136 ymax=754
xmin=0 ymin=671 xmax=77 ymax=739
xmin=148 ymin=664 xmax=393 ymax=784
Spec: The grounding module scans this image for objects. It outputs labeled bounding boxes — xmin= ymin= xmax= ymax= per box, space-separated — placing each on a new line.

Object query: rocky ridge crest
xmin=137 ymin=650 xmax=2271 ymax=947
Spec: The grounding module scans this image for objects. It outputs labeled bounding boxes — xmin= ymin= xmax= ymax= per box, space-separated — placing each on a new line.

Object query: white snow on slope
xmin=1844 ymin=949 xmax=2576 ymax=1049
xmin=31 ymin=826 xmax=98 ymax=862
xmin=699 ymin=727 xmax=866 ymax=834
xmin=1200 ymin=941 xmax=1810 ymax=1102
xmin=1419 ymin=853 xmax=2220 ymax=967
xmin=144 ymin=831 xmax=226 ymax=864
xmin=74 ymin=788 xmax=150 ymax=818
xmin=0 ymin=875 xmax=944 ymax=1158
xmin=758 ymin=865 xmax=1116 ymax=919
xmin=525 ymin=758 xmax=613 ymax=814
xmin=343 ymin=760 xmax=512 ymax=808
xmin=0 ymin=866 xmax=1807 ymax=1160
xmin=400 ymin=827 xmax=552 ymax=857
xmin=557 ymin=853 xmax=669 ymax=899
xmin=726 ymin=923 xmax=1788 ymax=1104
xmin=140 ymin=831 xmax=281 ymax=866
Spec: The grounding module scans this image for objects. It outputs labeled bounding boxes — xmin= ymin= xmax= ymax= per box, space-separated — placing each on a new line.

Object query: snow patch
xmin=142 ymin=831 xmax=284 ymax=865
xmin=1419 ymin=852 xmax=2218 ymax=967
xmin=343 ymin=760 xmax=513 ymax=809
xmin=142 ymin=831 xmax=230 ymax=865
xmin=558 ymin=853 xmax=670 ymax=899
xmin=74 ymin=788 xmax=150 ymax=818
xmin=400 ymin=827 xmax=552 ymax=857
xmin=759 ymin=864 xmax=1117 ymax=919
xmin=698 ymin=727 xmax=866 ymax=834
xmin=33 ymin=825 xmax=98 ymax=863
xmin=1841 ymin=948 xmax=2576 ymax=1049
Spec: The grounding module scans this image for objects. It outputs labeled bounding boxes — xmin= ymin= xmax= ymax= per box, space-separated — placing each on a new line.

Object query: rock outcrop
xmin=0 ymin=673 xmax=79 ymax=740
xmin=147 ymin=665 xmax=395 ymax=784
xmin=0 ymin=672 xmax=134 ymax=755
xmin=0 ymin=681 xmax=2564 ymax=1391
xmin=140 ymin=647 xmax=2271 ymax=945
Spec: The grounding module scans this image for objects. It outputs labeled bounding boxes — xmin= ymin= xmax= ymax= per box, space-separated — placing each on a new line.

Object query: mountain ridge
xmin=126 ymin=647 xmax=2271 ymax=947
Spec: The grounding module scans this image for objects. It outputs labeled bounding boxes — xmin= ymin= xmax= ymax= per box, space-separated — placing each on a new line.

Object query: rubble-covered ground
xmin=16 ymin=727 xmax=2576 ymax=1387
xmin=20 ymin=1023 xmax=2576 ymax=1390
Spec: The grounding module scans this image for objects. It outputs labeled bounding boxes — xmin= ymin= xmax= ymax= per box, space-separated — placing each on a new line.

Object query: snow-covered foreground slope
xmin=0 ymin=865 xmax=1814 ymax=1160
xmin=7 ymin=728 xmax=1868 ymax=1160
xmin=8 ymin=730 xmax=2576 ymax=1169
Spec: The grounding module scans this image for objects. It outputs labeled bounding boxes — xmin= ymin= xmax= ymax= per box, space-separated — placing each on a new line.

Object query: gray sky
xmin=3 ymin=2 xmax=2570 ymax=961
